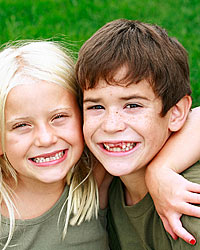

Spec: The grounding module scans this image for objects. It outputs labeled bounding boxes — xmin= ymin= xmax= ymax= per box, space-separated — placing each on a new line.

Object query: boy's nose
xmin=34 ymin=125 xmax=57 ymax=147
xmin=101 ymin=111 xmax=125 ymax=133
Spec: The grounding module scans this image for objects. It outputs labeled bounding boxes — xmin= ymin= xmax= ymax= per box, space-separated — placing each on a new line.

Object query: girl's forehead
xmin=6 ymin=80 xmax=79 ymax=116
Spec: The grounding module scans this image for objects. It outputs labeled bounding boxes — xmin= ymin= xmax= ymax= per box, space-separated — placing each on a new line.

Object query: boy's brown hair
xmin=76 ymin=19 xmax=191 ymax=116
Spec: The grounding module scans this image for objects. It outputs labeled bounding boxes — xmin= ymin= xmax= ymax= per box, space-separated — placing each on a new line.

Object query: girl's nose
xmin=34 ymin=125 xmax=57 ymax=147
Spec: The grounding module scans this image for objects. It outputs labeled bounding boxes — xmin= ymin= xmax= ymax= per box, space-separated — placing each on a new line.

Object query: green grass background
xmin=0 ymin=0 xmax=199 ymax=106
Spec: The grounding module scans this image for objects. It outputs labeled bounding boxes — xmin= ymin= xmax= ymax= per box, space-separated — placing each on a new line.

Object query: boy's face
xmin=83 ymin=69 xmax=173 ymax=177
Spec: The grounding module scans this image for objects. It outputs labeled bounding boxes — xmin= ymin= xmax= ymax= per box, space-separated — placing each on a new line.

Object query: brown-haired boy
xmin=76 ymin=19 xmax=200 ymax=249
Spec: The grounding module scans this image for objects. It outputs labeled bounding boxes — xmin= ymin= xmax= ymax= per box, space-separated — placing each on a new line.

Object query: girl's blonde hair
xmin=0 ymin=40 xmax=98 ymax=249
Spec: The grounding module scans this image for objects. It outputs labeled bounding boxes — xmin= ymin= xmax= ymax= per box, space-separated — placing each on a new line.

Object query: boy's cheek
xmin=83 ymin=115 xmax=95 ymax=131
xmin=83 ymin=122 xmax=91 ymax=140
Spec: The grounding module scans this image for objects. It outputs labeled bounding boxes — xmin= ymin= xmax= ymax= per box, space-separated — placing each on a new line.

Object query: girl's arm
xmin=145 ymin=107 xmax=200 ymax=245
xmin=93 ymin=159 xmax=113 ymax=209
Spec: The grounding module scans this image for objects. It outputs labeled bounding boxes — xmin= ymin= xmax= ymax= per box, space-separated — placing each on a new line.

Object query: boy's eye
xmin=87 ymin=105 xmax=104 ymax=110
xmin=126 ymin=103 xmax=142 ymax=109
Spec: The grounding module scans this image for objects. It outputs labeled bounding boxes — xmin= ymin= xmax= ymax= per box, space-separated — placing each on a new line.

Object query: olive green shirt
xmin=1 ymin=185 xmax=109 ymax=250
xmin=108 ymin=161 xmax=200 ymax=250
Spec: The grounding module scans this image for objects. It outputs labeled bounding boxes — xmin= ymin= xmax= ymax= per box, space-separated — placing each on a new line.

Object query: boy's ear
xmin=168 ymin=95 xmax=192 ymax=132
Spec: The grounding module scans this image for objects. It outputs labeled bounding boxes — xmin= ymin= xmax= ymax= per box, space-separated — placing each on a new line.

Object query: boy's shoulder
xmin=181 ymin=161 xmax=200 ymax=184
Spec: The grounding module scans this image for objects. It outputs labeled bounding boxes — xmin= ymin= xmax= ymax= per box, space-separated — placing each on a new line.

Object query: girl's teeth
xmin=32 ymin=151 xmax=64 ymax=163
xmin=103 ymin=143 xmax=136 ymax=152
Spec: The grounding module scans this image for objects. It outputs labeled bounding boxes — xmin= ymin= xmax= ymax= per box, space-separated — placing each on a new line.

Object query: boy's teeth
xmin=33 ymin=151 xmax=64 ymax=163
xmin=103 ymin=143 xmax=136 ymax=152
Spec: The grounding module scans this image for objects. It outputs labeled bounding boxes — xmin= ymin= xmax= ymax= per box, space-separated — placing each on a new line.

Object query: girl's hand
xmin=93 ymin=162 xmax=113 ymax=209
xmin=146 ymin=166 xmax=200 ymax=245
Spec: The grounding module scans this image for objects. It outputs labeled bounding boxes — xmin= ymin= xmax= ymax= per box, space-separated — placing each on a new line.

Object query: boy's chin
xmin=103 ymin=164 xmax=134 ymax=177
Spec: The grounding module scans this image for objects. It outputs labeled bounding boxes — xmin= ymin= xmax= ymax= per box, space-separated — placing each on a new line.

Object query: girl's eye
xmin=52 ymin=113 xmax=69 ymax=125
xmin=13 ymin=123 xmax=29 ymax=129
xmin=87 ymin=105 xmax=104 ymax=110
xmin=126 ymin=103 xmax=142 ymax=109
xmin=53 ymin=114 xmax=66 ymax=120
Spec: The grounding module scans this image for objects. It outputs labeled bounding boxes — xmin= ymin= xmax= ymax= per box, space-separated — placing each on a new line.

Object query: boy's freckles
xmin=83 ymin=78 xmax=172 ymax=177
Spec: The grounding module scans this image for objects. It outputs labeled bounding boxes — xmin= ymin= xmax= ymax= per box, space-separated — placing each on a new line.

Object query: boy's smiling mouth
xmin=29 ymin=149 xmax=67 ymax=165
xmin=102 ymin=142 xmax=137 ymax=152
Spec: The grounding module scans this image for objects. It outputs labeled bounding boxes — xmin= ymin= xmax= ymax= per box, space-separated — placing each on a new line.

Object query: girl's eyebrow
xmin=49 ymin=107 xmax=73 ymax=113
xmin=6 ymin=107 xmax=72 ymax=125
xmin=6 ymin=116 xmax=31 ymax=125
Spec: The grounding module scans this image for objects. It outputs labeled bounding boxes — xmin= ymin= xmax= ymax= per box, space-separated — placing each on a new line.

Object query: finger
xmin=185 ymin=191 xmax=200 ymax=204
xmin=187 ymin=181 xmax=200 ymax=193
xmin=160 ymin=216 xmax=178 ymax=240
xmin=177 ymin=202 xmax=200 ymax=218
xmin=168 ymin=217 xmax=196 ymax=245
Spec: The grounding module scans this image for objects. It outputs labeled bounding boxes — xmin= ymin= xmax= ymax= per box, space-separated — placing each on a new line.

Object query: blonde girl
xmin=0 ymin=41 xmax=109 ymax=249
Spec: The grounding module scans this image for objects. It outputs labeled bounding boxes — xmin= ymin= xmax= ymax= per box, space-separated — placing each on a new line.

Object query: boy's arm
xmin=145 ymin=106 xmax=200 ymax=245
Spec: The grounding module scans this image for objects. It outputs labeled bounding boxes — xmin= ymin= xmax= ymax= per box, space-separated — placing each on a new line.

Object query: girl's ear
xmin=0 ymin=138 xmax=3 ymax=155
xmin=168 ymin=95 xmax=192 ymax=132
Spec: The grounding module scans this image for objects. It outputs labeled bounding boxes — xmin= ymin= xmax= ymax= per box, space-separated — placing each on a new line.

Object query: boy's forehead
xmin=83 ymin=78 xmax=159 ymax=104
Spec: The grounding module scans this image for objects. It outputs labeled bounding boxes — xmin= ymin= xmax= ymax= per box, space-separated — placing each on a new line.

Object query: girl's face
xmin=3 ymin=75 xmax=84 ymax=185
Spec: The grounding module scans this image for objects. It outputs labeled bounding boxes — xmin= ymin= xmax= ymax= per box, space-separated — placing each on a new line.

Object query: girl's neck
xmin=1 ymin=177 xmax=65 ymax=219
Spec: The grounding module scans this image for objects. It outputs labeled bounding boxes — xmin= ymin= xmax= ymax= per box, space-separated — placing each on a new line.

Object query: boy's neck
xmin=120 ymin=167 xmax=148 ymax=206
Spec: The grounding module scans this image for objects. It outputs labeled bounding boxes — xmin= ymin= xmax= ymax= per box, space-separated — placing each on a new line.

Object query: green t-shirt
xmin=1 ymin=185 xmax=109 ymax=250
xmin=108 ymin=161 xmax=200 ymax=250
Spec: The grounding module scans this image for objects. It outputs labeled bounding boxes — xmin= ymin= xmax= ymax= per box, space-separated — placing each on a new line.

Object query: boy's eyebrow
xmin=120 ymin=95 xmax=151 ymax=101
xmin=83 ymin=97 xmax=102 ymax=103
xmin=83 ymin=95 xmax=151 ymax=103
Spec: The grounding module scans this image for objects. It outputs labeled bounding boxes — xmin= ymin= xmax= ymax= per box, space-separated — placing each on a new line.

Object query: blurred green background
xmin=0 ymin=0 xmax=199 ymax=106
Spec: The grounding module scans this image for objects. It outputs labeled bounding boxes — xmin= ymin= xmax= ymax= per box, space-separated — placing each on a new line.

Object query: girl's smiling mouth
xmin=29 ymin=149 xmax=67 ymax=166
